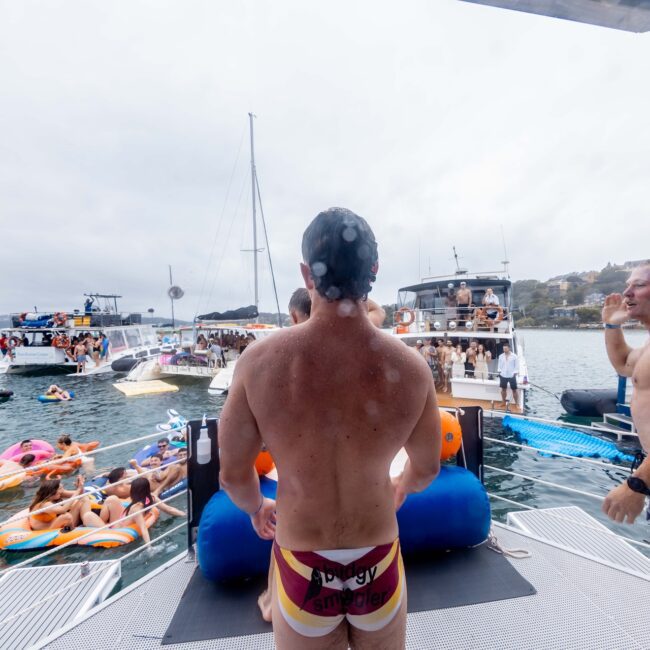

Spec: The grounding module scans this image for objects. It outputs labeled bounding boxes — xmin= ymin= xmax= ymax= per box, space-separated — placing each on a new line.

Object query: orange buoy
xmin=440 ymin=411 xmax=462 ymax=461
xmin=255 ymin=450 xmax=275 ymax=475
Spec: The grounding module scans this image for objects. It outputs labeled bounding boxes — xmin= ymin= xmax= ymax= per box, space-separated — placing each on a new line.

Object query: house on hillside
xmin=553 ymin=306 xmax=579 ymax=320
xmin=584 ymin=292 xmax=606 ymax=306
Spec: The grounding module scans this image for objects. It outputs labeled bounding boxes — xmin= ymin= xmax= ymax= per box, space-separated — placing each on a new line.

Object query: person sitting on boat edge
xmin=79 ymin=477 xmax=184 ymax=544
xmin=219 ymin=207 xmax=441 ymax=649
xmin=601 ymin=264 xmax=650 ymax=524
xmin=45 ymin=384 xmax=71 ymax=401
xmin=29 ymin=476 xmax=86 ymax=531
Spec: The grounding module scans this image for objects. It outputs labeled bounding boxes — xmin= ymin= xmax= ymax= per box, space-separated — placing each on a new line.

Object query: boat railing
xmin=0 ymin=424 xmax=189 ymax=625
xmin=482 ymin=433 xmax=650 ymax=555
xmin=394 ymin=306 xmax=513 ymax=335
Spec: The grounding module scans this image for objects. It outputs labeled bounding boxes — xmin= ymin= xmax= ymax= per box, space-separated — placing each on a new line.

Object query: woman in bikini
xmin=54 ymin=434 xmax=81 ymax=460
xmin=29 ymin=477 xmax=86 ymax=531
xmin=79 ymin=477 xmax=184 ymax=544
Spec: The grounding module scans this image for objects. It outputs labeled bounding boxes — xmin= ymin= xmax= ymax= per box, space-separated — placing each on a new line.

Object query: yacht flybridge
xmin=393 ymin=270 xmax=529 ymax=412
xmin=0 ymin=294 xmax=169 ymax=376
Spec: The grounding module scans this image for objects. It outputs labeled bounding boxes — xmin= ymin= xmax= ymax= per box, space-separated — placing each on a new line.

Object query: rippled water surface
xmin=0 ymin=328 xmax=647 ymax=586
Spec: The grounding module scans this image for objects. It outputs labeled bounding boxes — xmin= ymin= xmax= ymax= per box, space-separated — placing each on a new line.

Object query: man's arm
xmin=602 ymin=455 xmax=650 ymax=524
xmin=366 ymin=299 xmax=386 ymax=328
xmin=602 ymin=294 xmax=635 ymax=377
xmin=218 ymin=355 xmax=276 ymax=539
xmin=393 ymin=375 xmax=441 ymax=509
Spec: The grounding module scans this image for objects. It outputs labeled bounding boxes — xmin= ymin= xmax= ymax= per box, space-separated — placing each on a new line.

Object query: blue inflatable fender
xmin=198 ymin=476 xmax=277 ymax=582
xmin=198 ymin=467 xmax=491 ymax=582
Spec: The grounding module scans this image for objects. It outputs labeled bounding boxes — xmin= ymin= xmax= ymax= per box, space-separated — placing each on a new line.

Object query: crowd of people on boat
xmin=438 ymin=284 xmax=508 ymax=330
xmin=0 ymin=330 xmax=111 ymax=371
xmin=412 ymin=338 xmax=520 ymax=404
xmin=193 ymin=331 xmax=253 ymax=366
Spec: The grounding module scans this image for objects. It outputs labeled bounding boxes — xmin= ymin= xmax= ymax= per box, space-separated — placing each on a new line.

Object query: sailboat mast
xmin=249 ymin=112 xmax=259 ymax=314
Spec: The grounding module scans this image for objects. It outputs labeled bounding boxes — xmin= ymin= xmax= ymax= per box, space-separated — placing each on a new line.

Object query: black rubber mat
xmin=162 ymin=544 xmax=536 ymax=644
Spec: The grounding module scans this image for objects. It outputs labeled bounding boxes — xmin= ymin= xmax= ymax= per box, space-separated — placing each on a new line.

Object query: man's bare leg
xmin=348 ymin=590 xmax=407 ymax=650
xmin=271 ymin=570 xmax=348 ymax=650
xmin=257 ymin=550 xmax=274 ymax=623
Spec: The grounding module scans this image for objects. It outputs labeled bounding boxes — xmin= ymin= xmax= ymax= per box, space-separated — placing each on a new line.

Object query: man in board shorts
xmin=497 ymin=343 xmax=518 ymax=406
xmin=219 ymin=208 xmax=441 ymax=649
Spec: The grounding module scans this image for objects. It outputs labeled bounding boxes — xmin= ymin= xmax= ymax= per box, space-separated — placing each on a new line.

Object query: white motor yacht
xmin=393 ymin=270 xmax=529 ymax=413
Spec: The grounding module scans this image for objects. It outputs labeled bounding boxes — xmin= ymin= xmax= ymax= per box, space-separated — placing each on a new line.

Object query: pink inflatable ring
xmin=0 ymin=440 xmax=55 ymax=464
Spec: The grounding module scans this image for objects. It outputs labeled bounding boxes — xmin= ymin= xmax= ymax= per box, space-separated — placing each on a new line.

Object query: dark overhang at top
xmin=460 ymin=0 xmax=650 ymax=33
xmin=399 ymin=277 xmax=511 ymax=293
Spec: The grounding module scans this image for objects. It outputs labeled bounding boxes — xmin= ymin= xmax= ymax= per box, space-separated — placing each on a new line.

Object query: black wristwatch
xmin=626 ymin=476 xmax=650 ymax=496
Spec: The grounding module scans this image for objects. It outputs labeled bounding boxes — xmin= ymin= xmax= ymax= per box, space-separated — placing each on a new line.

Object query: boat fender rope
xmin=486 ymin=529 xmax=532 ymax=559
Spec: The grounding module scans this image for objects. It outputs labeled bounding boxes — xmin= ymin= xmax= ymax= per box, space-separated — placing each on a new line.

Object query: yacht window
xmin=124 ymin=328 xmax=142 ymax=349
xmin=107 ymin=329 xmax=127 ymax=352
xmin=135 ymin=350 xmax=148 ymax=358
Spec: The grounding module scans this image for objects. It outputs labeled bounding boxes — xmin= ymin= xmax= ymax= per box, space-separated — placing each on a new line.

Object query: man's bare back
xmin=219 ymin=208 xmax=441 ymax=648
xmin=225 ymin=306 xmax=438 ymax=550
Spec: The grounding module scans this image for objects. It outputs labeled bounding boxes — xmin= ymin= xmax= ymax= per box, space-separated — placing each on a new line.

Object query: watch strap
xmin=626 ymin=476 xmax=650 ymax=496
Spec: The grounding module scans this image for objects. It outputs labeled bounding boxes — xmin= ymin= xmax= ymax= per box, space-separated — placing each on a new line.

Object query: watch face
xmin=627 ymin=477 xmax=650 ymax=495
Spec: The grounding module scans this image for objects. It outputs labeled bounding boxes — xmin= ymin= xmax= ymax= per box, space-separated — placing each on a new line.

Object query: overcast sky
xmin=2 ymin=0 xmax=649 ymax=319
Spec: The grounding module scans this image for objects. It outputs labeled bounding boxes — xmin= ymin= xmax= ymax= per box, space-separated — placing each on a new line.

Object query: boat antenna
xmin=255 ymin=173 xmax=283 ymax=327
xmin=452 ymin=246 xmax=467 ymax=275
xmin=500 ymin=224 xmax=510 ymax=277
xmin=249 ymin=112 xmax=259 ymax=317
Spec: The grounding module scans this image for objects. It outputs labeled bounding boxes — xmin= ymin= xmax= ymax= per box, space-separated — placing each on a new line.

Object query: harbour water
xmin=0 ymin=328 xmax=647 ymax=589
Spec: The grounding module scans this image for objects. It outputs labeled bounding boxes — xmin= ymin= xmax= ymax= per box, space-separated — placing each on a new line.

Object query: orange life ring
xmin=53 ymin=312 xmax=68 ymax=326
xmin=53 ymin=335 xmax=70 ymax=349
xmin=394 ymin=308 xmax=415 ymax=327
xmin=486 ymin=306 xmax=503 ymax=324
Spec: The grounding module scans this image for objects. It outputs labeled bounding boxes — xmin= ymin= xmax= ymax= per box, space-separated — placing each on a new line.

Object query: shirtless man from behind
xmin=219 ymin=208 xmax=441 ymax=650
xmin=602 ymin=264 xmax=650 ymax=524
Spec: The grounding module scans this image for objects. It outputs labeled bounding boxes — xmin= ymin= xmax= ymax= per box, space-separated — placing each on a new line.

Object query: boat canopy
xmin=197 ymin=306 xmax=258 ymax=322
xmin=460 ymin=0 xmax=650 ymax=33
xmin=399 ymin=277 xmax=511 ymax=293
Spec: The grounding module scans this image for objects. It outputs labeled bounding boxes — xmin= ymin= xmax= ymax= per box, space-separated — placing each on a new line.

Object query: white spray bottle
xmin=196 ymin=414 xmax=211 ymax=465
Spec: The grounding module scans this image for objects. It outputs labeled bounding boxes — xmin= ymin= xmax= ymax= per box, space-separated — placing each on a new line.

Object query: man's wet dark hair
xmin=19 ymin=454 xmax=36 ymax=467
xmin=302 ymin=207 xmax=378 ymax=302
xmin=288 ymin=288 xmax=311 ymax=318
xmin=107 ymin=467 xmax=126 ymax=484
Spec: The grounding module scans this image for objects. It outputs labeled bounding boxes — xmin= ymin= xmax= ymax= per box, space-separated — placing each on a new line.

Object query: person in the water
xmin=219 ymin=208 xmax=441 ymax=649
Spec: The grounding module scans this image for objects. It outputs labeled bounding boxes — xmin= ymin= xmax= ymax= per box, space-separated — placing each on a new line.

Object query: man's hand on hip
xmin=251 ymin=497 xmax=277 ymax=540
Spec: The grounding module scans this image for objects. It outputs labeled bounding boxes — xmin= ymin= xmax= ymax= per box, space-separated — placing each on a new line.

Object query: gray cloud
xmin=1 ymin=0 xmax=649 ymax=319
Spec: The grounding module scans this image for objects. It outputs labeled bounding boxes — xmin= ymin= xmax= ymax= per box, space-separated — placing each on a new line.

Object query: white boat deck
xmin=0 ymin=560 xmax=120 ymax=650
xmin=39 ymin=519 xmax=650 ymax=650
xmin=507 ymin=506 xmax=650 ymax=577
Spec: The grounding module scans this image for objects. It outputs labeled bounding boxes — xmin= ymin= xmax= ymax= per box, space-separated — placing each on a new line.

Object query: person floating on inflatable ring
xmin=45 ymin=385 xmax=72 ymax=401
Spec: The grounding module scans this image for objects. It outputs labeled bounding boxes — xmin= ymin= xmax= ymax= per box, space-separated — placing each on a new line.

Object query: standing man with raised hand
xmin=602 ymin=264 xmax=650 ymax=524
xmin=219 ymin=207 xmax=441 ymax=650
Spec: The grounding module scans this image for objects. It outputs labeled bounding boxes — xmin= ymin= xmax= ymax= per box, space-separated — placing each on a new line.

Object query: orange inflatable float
xmin=27 ymin=441 xmax=100 ymax=479
xmin=439 ymin=411 xmax=462 ymax=461
xmin=255 ymin=449 xmax=275 ymax=475
xmin=0 ymin=507 xmax=159 ymax=551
